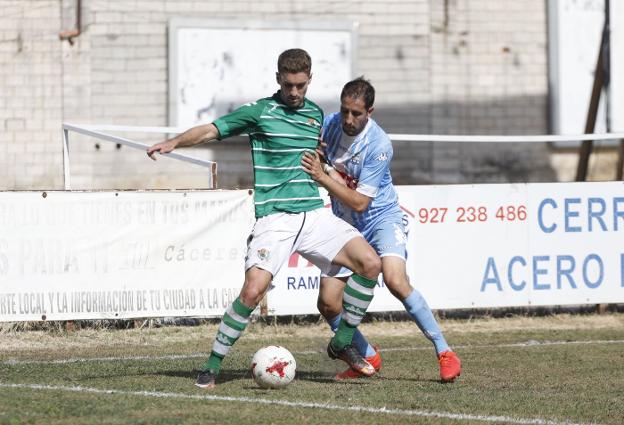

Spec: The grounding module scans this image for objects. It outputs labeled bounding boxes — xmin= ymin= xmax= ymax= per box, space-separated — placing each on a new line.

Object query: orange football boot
xmin=438 ymin=350 xmax=461 ymax=382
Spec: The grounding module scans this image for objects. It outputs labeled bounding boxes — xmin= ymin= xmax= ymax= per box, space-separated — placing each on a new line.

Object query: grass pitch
xmin=0 ymin=313 xmax=623 ymax=425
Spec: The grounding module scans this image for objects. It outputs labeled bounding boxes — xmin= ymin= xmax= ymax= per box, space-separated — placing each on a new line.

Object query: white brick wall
xmin=0 ymin=0 xmax=64 ymax=189
xmin=418 ymin=0 xmax=554 ymax=184
xmin=0 ymin=0 xmax=556 ymax=190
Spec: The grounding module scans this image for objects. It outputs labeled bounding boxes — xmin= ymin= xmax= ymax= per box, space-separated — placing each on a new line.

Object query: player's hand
xmin=301 ymin=150 xmax=325 ymax=182
xmin=316 ymin=137 xmax=327 ymax=160
xmin=146 ymin=140 xmax=177 ymax=161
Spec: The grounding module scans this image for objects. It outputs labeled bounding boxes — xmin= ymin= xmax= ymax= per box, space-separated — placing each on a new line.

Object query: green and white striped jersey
xmin=213 ymin=92 xmax=324 ymax=218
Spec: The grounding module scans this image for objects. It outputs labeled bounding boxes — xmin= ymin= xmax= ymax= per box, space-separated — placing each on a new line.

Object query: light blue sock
xmin=328 ymin=314 xmax=376 ymax=357
xmin=402 ymin=289 xmax=449 ymax=355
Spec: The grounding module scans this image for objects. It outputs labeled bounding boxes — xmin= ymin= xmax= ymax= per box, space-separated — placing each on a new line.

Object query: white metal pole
xmin=62 ymin=127 xmax=71 ymax=190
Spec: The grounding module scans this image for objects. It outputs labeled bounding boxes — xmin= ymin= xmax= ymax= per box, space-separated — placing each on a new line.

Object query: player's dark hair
xmin=341 ymin=77 xmax=375 ymax=109
xmin=277 ymin=49 xmax=312 ymax=75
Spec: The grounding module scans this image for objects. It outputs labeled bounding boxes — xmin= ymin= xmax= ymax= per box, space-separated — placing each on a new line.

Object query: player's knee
xmin=359 ymin=250 xmax=381 ymax=278
xmin=239 ymin=282 xmax=266 ymax=307
xmin=384 ymin=273 xmax=412 ymax=299
xmin=387 ymin=282 xmax=412 ymax=300
xmin=240 ymin=267 xmax=272 ymax=307
xmin=316 ymin=299 xmax=330 ymax=319
xmin=317 ymin=296 xmax=340 ymax=319
xmin=238 ymin=290 xmax=261 ymax=308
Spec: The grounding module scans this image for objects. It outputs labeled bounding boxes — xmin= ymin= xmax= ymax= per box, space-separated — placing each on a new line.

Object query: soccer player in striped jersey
xmin=301 ymin=77 xmax=462 ymax=383
xmin=147 ymin=49 xmax=382 ymax=389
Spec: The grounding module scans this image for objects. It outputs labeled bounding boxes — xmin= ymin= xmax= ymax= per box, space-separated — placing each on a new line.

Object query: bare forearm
xmin=173 ymin=124 xmax=219 ymax=148
xmin=317 ymin=171 xmax=371 ymax=212
xmin=147 ymin=123 xmax=219 ymax=160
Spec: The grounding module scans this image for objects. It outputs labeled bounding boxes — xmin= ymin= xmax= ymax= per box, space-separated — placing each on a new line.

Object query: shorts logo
xmin=257 ymin=248 xmax=270 ymax=261
xmin=393 ymin=223 xmax=407 ymax=245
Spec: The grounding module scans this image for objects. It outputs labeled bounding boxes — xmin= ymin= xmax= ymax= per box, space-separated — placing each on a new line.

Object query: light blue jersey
xmin=322 ymin=112 xmax=402 ymax=241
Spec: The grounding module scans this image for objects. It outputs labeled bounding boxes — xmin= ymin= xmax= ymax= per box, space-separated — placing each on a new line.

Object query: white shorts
xmin=245 ymin=208 xmax=361 ymax=277
xmin=321 ymin=212 xmax=408 ymax=278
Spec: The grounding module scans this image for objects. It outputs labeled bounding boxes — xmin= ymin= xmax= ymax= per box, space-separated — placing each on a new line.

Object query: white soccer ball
xmin=250 ymin=345 xmax=296 ymax=389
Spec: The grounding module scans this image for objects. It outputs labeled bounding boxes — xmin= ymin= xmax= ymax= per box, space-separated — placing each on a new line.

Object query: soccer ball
xmin=250 ymin=345 xmax=296 ymax=389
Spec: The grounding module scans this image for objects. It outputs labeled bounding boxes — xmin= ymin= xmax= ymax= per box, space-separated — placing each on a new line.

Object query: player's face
xmin=276 ymin=72 xmax=311 ymax=108
xmin=340 ymin=96 xmax=373 ymax=137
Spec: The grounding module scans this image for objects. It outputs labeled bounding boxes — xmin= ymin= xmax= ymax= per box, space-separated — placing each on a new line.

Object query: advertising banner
xmin=267 ymin=182 xmax=624 ymax=314
xmin=0 ymin=190 xmax=254 ymax=321
xmin=1 ymin=182 xmax=622 ymax=321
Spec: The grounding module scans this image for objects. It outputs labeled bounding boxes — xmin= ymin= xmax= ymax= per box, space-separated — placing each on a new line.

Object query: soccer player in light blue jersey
xmin=148 ymin=51 xmax=383 ymax=389
xmin=301 ymin=77 xmax=461 ymax=382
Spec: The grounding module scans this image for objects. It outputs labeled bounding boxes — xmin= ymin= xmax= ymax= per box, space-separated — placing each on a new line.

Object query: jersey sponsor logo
xmin=337 ymin=170 xmax=358 ymax=190
xmin=376 ymin=152 xmax=388 ymax=162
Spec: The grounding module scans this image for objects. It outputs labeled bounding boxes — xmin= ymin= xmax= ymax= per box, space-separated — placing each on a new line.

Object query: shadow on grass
xmin=68 ymin=368 xmax=434 ymax=387
xmin=157 ymin=369 xmax=348 ymax=385
xmin=157 ymin=368 xmax=437 ymax=385
xmin=156 ymin=369 xmax=241 ymax=382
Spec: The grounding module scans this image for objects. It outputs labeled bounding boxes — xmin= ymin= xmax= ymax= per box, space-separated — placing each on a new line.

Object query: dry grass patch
xmin=0 ymin=312 xmax=622 ymax=354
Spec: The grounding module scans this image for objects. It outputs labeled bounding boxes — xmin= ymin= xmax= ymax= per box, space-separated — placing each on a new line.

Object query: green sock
xmin=200 ymin=297 xmax=254 ymax=373
xmin=332 ymin=321 xmax=356 ymax=351
xmin=331 ymin=273 xmax=377 ymax=350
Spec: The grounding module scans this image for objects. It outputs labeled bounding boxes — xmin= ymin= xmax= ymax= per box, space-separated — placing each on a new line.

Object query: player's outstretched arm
xmin=147 ymin=123 xmax=219 ymax=160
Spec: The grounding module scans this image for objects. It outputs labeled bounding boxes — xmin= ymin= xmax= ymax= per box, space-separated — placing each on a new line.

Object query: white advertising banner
xmin=0 ymin=190 xmax=255 ymax=322
xmin=1 ymin=182 xmax=623 ymax=321
xmin=267 ymin=182 xmax=624 ymax=315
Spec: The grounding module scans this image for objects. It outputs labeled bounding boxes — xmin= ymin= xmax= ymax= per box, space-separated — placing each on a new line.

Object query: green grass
xmin=0 ymin=314 xmax=623 ymax=425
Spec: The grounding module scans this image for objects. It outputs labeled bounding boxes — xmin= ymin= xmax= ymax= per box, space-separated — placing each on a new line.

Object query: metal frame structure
xmin=61 ymin=123 xmax=218 ymax=190
xmin=62 ymin=122 xmax=624 ymax=191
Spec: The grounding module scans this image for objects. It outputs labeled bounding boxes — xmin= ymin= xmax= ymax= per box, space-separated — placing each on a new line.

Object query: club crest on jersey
xmin=307 ymin=118 xmax=321 ymax=127
xmin=349 ymin=154 xmax=361 ymax=165
xmin=257 ymin=248 xmax=270 ymax=261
